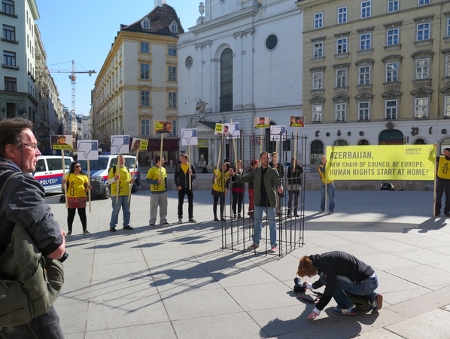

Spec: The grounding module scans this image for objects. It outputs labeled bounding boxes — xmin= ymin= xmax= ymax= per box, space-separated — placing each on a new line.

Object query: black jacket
xmin=0 ymin=158 xmax=63 ymax=256
xmin=287 ymin=164 xmax=303 ymax=185
xmin=174 ymin=163 xmax=197 ymax=189
xmin=310 ymin=251 xmax=375 ymax=311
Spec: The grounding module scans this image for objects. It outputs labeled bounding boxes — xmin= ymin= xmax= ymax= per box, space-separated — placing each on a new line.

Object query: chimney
xmin=154 ymin=0 xmax=162 ymax=7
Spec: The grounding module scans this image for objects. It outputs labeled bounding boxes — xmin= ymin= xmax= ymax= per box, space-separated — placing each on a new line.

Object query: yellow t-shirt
xmin=65 ymin=173 xmax=88 ymax=198
xmin=146 ymin=166 xmax=167 ymax=192
xmin=437 ymin=156 xmax=450 ymax=179
xmin=212 ymin=168 xmax=230 ymax=193
xmin=318 ymin=164 xmax=333 ymax=184
xmin=108 ymin=166 xmax=131 ymax=196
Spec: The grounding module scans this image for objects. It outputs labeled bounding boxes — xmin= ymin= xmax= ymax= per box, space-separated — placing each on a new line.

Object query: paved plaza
xmin=49 ymin=188 xmax=450 ymax=339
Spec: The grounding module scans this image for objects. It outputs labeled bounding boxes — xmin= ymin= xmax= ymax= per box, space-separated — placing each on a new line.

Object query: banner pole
xmin=116 ymin=153 xmax=120 ymax=203
xmin=62 ymin=149 xmax=68 ymax=208
xmin=88 ymin=160 xmax=91 ymax=213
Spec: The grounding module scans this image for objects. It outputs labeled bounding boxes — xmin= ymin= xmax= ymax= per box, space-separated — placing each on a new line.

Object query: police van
xmin=77 ymin=155 xmax=140 ymax=199
xmin=34 ymin=155 xmax=74 ymax=194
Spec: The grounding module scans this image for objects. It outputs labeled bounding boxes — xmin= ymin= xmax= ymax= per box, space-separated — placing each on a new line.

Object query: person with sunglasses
xmin=0 ymin=118 xmax=66 ymax=337
xmin=62 ymin=161 xmax=91 ymax=235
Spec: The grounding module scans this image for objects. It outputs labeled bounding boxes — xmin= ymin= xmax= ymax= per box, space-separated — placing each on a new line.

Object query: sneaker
xmin=332 ymin=306 xmax=357 ymax=316
xmin=319 ymin=210 xmax=325 ymax=213
xmin=372 ymin=294 xmax=383 ymax=312
xmin=67 ymin=231 xmax=72 ymax=236
xmin=237 ymin=214 xmax=241 ymax=219
xmin=326 ymin=212 xmax=333 ymax=215
xmin=162 ymin=222 xmax=170 ymax=226
xmin=188 ymin=218 xmax=197 ymax=223
xmin=109 ymin=227 xmax=116 ymax=232
xmin=247 ymin=243 xmax=259 ymax=250
xmin=221 ymin=217 xmax=226 ymax=221
xmin=287 ymin=214 xmax=292 ymax=218
xmin=149 ymin=223 xmax=155 ymax=227
xmin=178 ymin=218 xmax=183 ymax=224
xmin=214 ymin=218 xmax=219 ymax=221
xmin=269 ymin=246 xmax=278 ymax=253
xmin=123 ymin=225 xmax=133 ymax=230
xmin=294 ymin=214 xmax=300 ymax=217
xmin=83 ymin=229 xmax=91 ymax=235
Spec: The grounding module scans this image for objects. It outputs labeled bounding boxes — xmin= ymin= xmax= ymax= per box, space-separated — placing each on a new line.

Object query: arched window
xmin=358 ymin=139 xmax=370 ymax=145
xmin=310 ymin=140 xmax=323 ymax=164
xmin=220 ymin=48 xmax=233 ymax=112
xmin=413 ymin=138 xmax=426 ymax=144
xmin=334 ymin=139 xmax=348 ymax=146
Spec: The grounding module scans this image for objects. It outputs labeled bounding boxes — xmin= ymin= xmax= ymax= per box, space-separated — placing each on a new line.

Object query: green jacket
xmin=234 ymin=165 xmax=282 ymax=208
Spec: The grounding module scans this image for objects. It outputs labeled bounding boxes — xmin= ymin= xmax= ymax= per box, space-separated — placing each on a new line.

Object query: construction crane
xmin=47 ymin=60 xmax=96 ymax=134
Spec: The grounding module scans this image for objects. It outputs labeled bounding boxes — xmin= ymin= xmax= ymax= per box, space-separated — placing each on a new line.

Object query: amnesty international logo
xmin=326 ymin=145 xmax=435 ymax=181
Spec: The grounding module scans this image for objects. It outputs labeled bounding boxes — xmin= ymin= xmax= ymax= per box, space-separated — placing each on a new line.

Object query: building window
xmin=168 ymin=45 xmax=177 ymax=56
xmin=386 ymin=62 xmax=398 ymax=82
xmin=141 ymin=90 xmax=150 ymax=106
xmin=360 ymin=33 xmax=371 ymax=50
xmin=444 ymin=96 xmax=450 ymax=118
xmin=4 ymin=76 xmax=16 ymax=92
xmin=169 ymin=92 xmax=177 ymax=108
xmin=141 ymin=119 xmax=150 ymax=136
xmin=358 ymin=102 xmax=370 ymax=120
xmin=359 ymin=66 xmax=370 ymax=85
xmin=312 ymin=105 xmax=322 ymax=122
xmin=385 ymin=100 xmax=397 ymax=119
xmin=312 ymin=72 xmax=323 ymax=90
xmin=336 ymin=38 xmax=347 ymax=54
xmin=185 ymin=56 xmax=193 ymax=69
xmin=386 ymin=28 xmax=399 ymax=46
xmin=335 ymin=103 xmax=347 ymax=121
xmin=169 ymin=22 xmax=178 ymax=33
xmin=170 ymin=120 xmax=177 ymax=137
xmin=140 ymin=64 xmax=149 ymax=80
xmin=418 ymin=0 xmax=430 ymax=6
xmin=2 ymin=24 xmax=15 ymax=41
xmin=220 ymin=48 xmax=233 ymax=112
xmin=310 ymin=140 xmax=324 ymax=164
xmin=361 ymin=1 xmax=371 ymax=19
xmin=142 ymin=20 xmax=149 ymax=30
xmin=337 ymin=6 xmax=347 ymax=24
xmin=3 ymin=50 xmax=16 ymax=66
xmin=447 ymin=18 xmax=450 ymax=37
xmin=415 ymin=98 xmax=428 ymax=118
xmin=445 ymin=55 xmax=450 ymax=78
xmin=314 ymin=12 xmax=323 ymax=29
xmin=313 ymin=42 xmax=323 ymax=58
xmin=168 ymin=66 xmax=177 ymax=81
xmin=336 ymin=69 xmax=347 ymax=88
xmin=266 ymin=34 xmax=278 ymax=50
xmin=417 ymin=22 xmax=430 ymax=41
xmin=2 ymin=0 xmax=14 ymax=15
xmin=388 ymin=0 xmax=399 ymax=12
xmin=140 ymin=42 xmax=149 ymax=53
xmin=415 ymin=58 xmax=429 ymax=79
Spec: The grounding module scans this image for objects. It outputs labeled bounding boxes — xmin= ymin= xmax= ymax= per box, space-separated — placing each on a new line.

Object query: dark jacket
xmin=287 ymin=164 xmax=303 ymax=185
xmin=231 ymin=167 xmax=245 ymax=191
xmin=269 ymin=161 xmax=284 ymax=178
xmin=174 ymin=163 xmax=197 ymax=189
xmin=310 ymin=251 xmax=375 ymax=311
xmin=0 ymin=158 xmax=63 ymax=256
xmin=234 ymin=165 xmax=282 ymax=208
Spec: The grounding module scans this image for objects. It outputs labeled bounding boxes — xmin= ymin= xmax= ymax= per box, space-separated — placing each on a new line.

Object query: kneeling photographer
xmin=297 ymin=251 xmax=383 ymax=319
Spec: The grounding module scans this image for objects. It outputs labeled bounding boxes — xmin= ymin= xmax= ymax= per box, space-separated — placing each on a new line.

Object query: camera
xmin=293 ymin=277 xmax=307 ymax=293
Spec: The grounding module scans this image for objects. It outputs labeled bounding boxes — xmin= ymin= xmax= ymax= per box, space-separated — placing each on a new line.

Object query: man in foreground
xmin=0 ymin=118 xmax=66 ymax=338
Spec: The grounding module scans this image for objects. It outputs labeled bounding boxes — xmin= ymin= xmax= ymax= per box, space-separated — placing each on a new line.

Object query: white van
xmin=77 ymin=155 xmax=140 ymax=199
xmin=34 ymin=155 xmax=74 ymax=194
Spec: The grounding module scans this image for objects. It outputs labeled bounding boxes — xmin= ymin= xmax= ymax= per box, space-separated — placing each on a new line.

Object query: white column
xmin=242 ymin=28 xmax=255 ymax=109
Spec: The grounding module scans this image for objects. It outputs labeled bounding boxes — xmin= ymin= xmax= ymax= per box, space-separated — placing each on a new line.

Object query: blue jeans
xmin=0 ymin=306 xmax=64 ymax=338
xmin=253 ymin=205 xmax=277 ymax=247
xmin=319 ymin=273 xmax=379 ymax=309
xmin=110 ymin=195 xmax=131 ymax=227
xmin=320 ymin=182 xmax=335 ymax=212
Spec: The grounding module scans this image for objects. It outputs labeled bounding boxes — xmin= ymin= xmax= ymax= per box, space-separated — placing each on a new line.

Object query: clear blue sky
xmin=36 ymin=0 xmax=198 ymax=117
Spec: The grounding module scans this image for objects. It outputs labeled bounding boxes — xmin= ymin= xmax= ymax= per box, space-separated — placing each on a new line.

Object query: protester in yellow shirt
xmin=63 ymin=161 xmax=91 ymax=235
xmin=211 ymin=162 xmax=231 ymax=221
xmin=318 ymin=155 xmax=335 ymax=214
xmin=107 ymin=154 xmax=135 ymax=232
xmin=146 ymin=154 xmax=168 ymax=226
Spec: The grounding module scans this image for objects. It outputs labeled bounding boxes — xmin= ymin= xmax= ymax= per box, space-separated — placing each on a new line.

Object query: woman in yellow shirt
xmin=211 ymin=162 xmax=231 ymax=221
xmin=63 ymin=161 xmax=91 ymax=235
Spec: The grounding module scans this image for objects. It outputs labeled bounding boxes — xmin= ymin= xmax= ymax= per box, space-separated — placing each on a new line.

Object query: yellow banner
xmin=326 ymin=145 xmax=435 ymax=181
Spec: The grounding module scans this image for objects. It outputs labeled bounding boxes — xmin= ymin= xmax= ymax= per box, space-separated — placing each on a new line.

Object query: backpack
xmin=0 ymin=171 xmax=65 ymax=328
